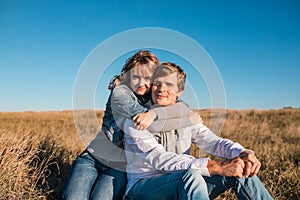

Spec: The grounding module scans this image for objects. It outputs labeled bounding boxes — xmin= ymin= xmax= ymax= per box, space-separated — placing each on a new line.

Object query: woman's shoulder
xmin=113 ymin=84 xmax=131 ymax=93
xmin=114 ymin=84 xmax=130 ymax=90
xmin=112 ymin=84 xmax=135 ymax=98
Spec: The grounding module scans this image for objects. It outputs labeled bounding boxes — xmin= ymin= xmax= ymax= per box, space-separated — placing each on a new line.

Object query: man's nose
xmin=157 ymin=83 xmax=167 ymax=91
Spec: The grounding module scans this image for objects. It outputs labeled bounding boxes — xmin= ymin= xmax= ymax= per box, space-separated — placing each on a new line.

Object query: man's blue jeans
xmin=125 ymin=168 xmax=273 ymax=200
xmin=62 ymin=152 xmax=126 ymax=200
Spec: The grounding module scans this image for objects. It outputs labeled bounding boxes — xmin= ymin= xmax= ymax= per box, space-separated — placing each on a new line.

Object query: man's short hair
xmin=153 ymin=62 xmax=186 ymax=92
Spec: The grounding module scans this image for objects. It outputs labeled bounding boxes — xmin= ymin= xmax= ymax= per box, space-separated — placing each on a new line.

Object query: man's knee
xmin=182 ymin=168 xmax=207 ymax=189
xmin=228 ymin=175 xmax=261 ymax=188
xmin=178 ymin=168 xmax=209 ymax=199
xmin=184 ymin=168 xmax=205 ymax=179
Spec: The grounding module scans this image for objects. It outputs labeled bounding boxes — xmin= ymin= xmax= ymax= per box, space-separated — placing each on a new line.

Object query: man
xmin=122 ymin=63 xmax=273 ymax=199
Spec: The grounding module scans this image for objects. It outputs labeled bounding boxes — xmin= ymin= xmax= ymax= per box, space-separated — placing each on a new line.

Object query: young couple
xmin=63 ymin=50 xmax=273 ymax=199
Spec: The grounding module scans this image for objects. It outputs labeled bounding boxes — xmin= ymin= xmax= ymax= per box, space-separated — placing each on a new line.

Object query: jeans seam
xmin=237 ymin=178 xmax=255 ymax=200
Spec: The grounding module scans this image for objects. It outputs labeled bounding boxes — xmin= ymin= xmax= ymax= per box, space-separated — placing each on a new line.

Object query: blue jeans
xmin=62 ymin=152 xmax=126 ymax=200
xmin=125 ymin=168 xmax=273 ymax=200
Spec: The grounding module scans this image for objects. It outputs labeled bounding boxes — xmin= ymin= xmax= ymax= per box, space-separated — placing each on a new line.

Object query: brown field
xmin=0 ymin=108 xmax=299 ymax=199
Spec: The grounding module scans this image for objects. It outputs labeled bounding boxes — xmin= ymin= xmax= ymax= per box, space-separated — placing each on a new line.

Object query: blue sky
xmin=1 ymin=0 xmax=299 ymax=111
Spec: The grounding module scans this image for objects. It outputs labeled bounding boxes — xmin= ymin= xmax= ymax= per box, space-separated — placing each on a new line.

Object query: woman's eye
xmin=132 ymin=75 xmax=140 ymax=80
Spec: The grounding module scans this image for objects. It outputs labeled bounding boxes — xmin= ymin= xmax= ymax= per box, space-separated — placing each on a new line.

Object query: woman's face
xmin=130 ymin=66 xmax=152 ymax=96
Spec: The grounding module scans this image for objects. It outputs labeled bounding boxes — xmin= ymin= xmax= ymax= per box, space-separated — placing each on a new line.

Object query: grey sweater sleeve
xmin=152 ymin=102 xmax=190 ymax=120
xmin=148 ymin=102 xmax=195 ymax=132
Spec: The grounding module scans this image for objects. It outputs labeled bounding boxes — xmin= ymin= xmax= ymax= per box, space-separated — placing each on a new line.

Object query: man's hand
xmin=207 ymin=158 xmax=245 ymax=178
xmin=207 ymin=150 xmax=261 ymax=179
xmin=239 ymin=149 xmax=261 ymax=177
xmin=132 ymin=110 xmax=157 ymax=130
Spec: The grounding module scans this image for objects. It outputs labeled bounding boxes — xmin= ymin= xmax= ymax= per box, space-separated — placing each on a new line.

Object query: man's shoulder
xmin=124 ymin=117 xmax=134 ymax=126
xmin=179 ymin=123 xmax=207 ymax=132
xmin=123 ymin=118 xmax=136 ymax=133
xmin=123 ymin=118 xmax=152 ymax=137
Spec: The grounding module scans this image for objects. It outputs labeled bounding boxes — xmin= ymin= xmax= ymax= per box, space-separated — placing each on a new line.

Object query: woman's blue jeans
xmin=125 ymin=168 xmax=273 ymax=200
xmin=62 ymin=152 xmax=126 ymax=200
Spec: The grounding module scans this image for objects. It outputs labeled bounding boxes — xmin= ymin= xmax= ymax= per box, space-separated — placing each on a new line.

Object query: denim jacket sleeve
xmin=111 ymin=85 xmax=148 ymax=119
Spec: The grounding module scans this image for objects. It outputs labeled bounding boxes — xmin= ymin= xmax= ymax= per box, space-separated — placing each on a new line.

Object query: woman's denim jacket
xmin=102 ymin=85 xmax=150 ymax=149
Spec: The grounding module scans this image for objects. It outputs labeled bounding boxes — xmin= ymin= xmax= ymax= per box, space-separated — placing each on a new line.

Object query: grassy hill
xmin=0 ymin=108 xmax=299 ymax=199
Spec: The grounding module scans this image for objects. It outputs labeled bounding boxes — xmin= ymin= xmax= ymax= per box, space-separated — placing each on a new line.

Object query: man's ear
xmin=177 ymin=90 xmax=183 ymax=98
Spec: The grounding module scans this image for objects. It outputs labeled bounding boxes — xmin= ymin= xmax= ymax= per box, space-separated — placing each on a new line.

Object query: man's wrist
xmin=240 ymin=149 xmax=255 ymax=156
xmin=207 ymin=159 xmax=221 ymax=175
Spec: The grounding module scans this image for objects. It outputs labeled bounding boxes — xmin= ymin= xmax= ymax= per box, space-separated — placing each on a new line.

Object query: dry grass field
xmin=0 ymin=108 xmax=299 ymax=199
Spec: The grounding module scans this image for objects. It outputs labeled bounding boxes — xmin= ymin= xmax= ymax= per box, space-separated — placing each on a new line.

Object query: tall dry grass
xmin=193 ymin=108 xmax=300 ymax=200
xmin=0 ymin=111 xmax=84 ymax=199
xmin=0 ymin=109 xmax=299 ymax=199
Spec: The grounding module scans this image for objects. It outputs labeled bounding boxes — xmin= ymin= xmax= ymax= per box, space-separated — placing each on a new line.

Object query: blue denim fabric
xmin=204 ymin=174 xmax=273 ymax=200
xmin=62 ymin=152 xmax=126 ymax=200
xmin=102 ymin=87 xmax=150 ymax=149
xmin=125 ymin=168 xmax=273 ymax=200
xmin=101 ymin=92 xmax=124 ymax=148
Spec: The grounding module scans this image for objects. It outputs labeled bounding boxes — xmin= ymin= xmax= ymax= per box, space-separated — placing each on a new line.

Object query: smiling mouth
xmin=137 ymin=87 xmax=146 ymax=91
xmin=157 ymin=94 xmax=167 ymax=99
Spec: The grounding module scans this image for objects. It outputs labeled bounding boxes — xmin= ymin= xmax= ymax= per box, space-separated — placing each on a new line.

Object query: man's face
xmin=151 ymin=72 xmax=182 ymax=106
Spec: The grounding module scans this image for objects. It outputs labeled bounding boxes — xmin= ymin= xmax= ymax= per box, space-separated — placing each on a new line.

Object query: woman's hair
xmin=119 ymin=50 xmax=160 ymax=86
xmin=153 ymin=62 xmax=186 ymax=92
xmin=107 ymin=75 xmax=120 ymax=90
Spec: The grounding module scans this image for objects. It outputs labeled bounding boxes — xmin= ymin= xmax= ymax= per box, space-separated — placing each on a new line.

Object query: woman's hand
xmin=132 ymin=110 xmax=157 ymax=130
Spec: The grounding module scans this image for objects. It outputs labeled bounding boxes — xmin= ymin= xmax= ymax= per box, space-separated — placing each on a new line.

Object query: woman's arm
xmin=133 ymin=102 xmax=202 ymax=132
xmin=111 ymin=85 xmax=201 ymax=132
xmin=111 ymin=85 xmax=148 ymax=118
